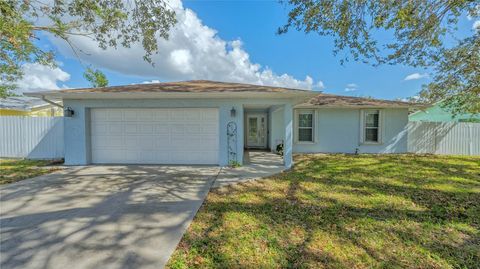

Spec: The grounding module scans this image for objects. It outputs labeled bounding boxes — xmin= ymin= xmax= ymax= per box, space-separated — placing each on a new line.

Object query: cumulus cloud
xmin=473 ymin=20 xmax=480 ymax=32
xmin=344 ymin=83 xmax=358 ymax=92
xmin=13 ymin=63 xmax=70 ymax=94
xmin=404 ymin=73 xmax=428 ymax=81
xmin=47 ymin=0 xmax=323 ymax=90
xmin=140 ymin=80 xmax=161 ymax=84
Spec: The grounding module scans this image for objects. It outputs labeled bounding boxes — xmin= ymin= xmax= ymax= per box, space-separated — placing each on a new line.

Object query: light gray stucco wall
xmin=269 ymin=106 xmax=285 ymax=152
xmin=63 ymin=98 xmax=296 ymax=166
xmin=293 ymin=108 xmax=409 ymax=154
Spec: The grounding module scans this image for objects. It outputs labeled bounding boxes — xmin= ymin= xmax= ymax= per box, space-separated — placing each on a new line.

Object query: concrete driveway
xmin=0 ymin=165 xmax=220 ymax=269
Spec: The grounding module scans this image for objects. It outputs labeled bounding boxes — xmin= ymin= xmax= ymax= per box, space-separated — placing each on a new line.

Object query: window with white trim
xmin=362 ymin=110 xmax=381 ymax=143
xmin=298 ymin=110 xmax=314 ymax=142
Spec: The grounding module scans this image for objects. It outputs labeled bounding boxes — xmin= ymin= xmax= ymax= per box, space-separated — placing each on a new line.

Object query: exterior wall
xmin=293 ymin=108 xmax=409 ymax=154
xmin=63 ymin=98 xmax=296 ymax=166
xmin=269 ymin=106 xmax=285 ymax=152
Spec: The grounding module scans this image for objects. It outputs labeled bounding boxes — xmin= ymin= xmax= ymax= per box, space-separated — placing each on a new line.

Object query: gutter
xmin=41 ymin=95 xmax=63 ymax=109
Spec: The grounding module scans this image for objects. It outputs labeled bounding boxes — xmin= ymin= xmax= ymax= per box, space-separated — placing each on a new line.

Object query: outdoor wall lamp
xmin=64 ymin=107 xmax=75 ymax=117
xmin=230 ymin=107 xmax=236 ymax=117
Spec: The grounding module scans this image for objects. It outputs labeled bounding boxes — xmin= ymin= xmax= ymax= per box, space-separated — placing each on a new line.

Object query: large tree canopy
xmin=279 ymin=0 xmax=479 ymax=115
xmin=0 ymin=0 xmax=176 ymax=97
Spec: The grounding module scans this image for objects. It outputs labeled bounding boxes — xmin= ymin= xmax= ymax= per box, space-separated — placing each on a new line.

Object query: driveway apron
xmin=0 ymin=165 xmax=219 ymax=269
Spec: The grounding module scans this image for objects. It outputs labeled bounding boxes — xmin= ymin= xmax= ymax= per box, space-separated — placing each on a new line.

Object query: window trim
xmin=295 ymin=109 xmax=316 ymax=144
xmin=360 ymin=109 xmax=383 ymax=144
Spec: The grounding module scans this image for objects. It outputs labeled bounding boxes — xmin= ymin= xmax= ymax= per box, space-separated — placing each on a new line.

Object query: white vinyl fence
xmin=408 ymin=121 xmax=480 ymax=155
xmin=0 ymin=116 xmax=64 ymax=159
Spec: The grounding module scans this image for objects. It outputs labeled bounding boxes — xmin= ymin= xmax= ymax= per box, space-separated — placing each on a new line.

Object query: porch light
xmin=230 ymin=107 xmax=236 ymax=117
xmin=64 ymin=107 xmax=75 ymax=117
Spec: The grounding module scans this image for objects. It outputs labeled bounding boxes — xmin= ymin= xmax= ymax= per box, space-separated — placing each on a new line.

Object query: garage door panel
xmin=155 ymin=124 xmax=170 ymax=134
xmin=92 ymin=136 xmax=123 ymax=149
xmin=106 ymin=110 xmax=123 ymax=121
xmin=202 ymin=124 xmax=218 ymax=134
xmin=108 ymin=123 xmax=124 ymax=133
xmin=136 ymin=110 xmax=155 ymax=121
xmin=92 ymin=149 xmax=124 ymax=163
xmin=154 ymin=110 xmax=170 ymax=121
xmin=203 ymin=110 xmax=218 ymax=120
xmin=90 ymin=108 xmax=219 ymax=164
xmin=91 ymin=124 xmax=108 ymax=135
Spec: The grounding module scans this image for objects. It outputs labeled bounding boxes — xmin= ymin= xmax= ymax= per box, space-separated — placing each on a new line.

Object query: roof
xmin=0 ymin=97 xmax=60 ymax=111
xmin=25 ymin=80 xmax=318 ymax=100
xmin=299 ymin=93 xmax=422 ymax=108
xmin=409 ymin=101 xmax=480 ymax=122
xmin=23 ymin=80 xmax=422 ymax=108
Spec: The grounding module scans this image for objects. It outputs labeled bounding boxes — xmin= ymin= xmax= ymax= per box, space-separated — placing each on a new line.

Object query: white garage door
xmin=90 ymin=108 xmax=219 ymax=164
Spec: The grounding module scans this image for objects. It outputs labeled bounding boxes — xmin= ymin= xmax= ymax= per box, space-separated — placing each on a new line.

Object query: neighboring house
xmin=26 ymin=80 xmax=417 ymax=168
xmin=0 ymin=97 xmax=63 ymax=117
xmin=409 ymin=101 xmax=480 ymax=122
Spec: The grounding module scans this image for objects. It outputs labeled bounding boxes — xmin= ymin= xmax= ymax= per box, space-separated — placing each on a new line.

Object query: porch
xmin=238 ymin=104 xmax=293 ymax=168
xmin=214 ymin=150 xmax=285 ymax=188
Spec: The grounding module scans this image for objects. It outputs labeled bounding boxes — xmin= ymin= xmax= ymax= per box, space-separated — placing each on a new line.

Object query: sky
xmin=16 ymin=0 xmax=479 ymax=101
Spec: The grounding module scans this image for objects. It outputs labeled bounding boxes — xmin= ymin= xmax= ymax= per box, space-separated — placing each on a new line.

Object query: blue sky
xmin=22 ymin=0 xmax=477 ymax=101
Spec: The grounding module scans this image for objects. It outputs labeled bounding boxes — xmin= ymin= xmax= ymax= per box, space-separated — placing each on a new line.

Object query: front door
xmin=246 ymin=113 xmax=267 ymax=148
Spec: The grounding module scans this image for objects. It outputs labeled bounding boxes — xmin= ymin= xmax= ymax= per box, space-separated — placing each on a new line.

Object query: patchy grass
xmin=0 ymin=159 xmax=62 ymax=185
xmin=167 ymin=154 xmax=480 ymax=269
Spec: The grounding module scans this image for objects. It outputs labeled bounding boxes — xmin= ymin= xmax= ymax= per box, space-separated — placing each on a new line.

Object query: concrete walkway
xmin=0 ymin=165 xmax=219 ymax=269
xmin=214 ymin=150 xmax=285 ymax=188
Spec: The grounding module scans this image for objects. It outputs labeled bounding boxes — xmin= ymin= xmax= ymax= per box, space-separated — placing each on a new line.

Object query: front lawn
xmin=168 ymin=154 xmax=480 ymax=269
xmin=0 ymin=159 xmax=62 ymax=185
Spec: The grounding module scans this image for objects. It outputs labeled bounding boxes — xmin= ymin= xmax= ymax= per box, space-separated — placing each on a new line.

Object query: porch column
xmin=284 ymin=103 xmax=293 ymax=168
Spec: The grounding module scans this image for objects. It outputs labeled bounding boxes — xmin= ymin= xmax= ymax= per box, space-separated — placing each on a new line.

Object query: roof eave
xmin=25 ymin=91 xmax=319 ymax=100
xmin=295 ymin=104 xmax=425 ymax=109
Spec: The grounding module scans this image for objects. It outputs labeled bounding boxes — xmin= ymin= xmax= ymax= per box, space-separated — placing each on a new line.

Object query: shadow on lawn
xmin=172 ymin=155 xmax=480 ymax=269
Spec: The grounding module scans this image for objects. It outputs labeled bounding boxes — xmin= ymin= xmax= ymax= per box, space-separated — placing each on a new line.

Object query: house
xmin=409 ymin=101 xmax=480 ymax=123
xmin=25 ymin=80 xmax=416 ymax=168
xmin=0 ymin=97 xmax=63 ymax=117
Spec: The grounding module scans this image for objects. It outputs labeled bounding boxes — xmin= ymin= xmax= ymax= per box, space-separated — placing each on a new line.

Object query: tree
xmin=0 ymin=0 xmax=177 ymax=97
xmin=279 ymin=0 xmax=479 ymax=115
xmin=84 ymin=67 xmax=109 ymax=88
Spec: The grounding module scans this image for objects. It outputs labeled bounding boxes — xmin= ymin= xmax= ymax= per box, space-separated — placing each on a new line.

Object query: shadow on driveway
xmin=0 ymin=165 xmax=219 ymax=269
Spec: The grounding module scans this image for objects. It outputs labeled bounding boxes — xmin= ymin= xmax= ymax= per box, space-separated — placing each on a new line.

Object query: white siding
xmin=408 ymin=122 xmax=480 ymax=155
xmin=0 ymin=116 xmax=64 ymax=159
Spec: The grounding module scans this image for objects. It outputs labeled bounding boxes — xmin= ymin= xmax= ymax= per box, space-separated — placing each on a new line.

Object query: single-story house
xmin=409 ymin=101 xmax=480 ymax=123
xmin=26 ymin=80 xmax=416 ymax=168
xmin=0 ymin=97 xmax=63 ymax=117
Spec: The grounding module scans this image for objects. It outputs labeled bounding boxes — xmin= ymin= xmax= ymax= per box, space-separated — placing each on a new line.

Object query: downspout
xmin=41 ymin=95 xmax=63 ymax=109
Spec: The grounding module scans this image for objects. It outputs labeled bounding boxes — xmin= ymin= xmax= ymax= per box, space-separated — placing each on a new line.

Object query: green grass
xmin=0 ymin=159 xmax=62 ymax=185
xmin=167 ymin=154 xmax=480 ymax=269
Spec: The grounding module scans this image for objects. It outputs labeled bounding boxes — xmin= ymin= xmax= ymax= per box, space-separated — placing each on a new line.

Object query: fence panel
xmin=0 ymin=116 xmax=64 ymax=159
xmin=408 ymin=121 xmax=480 ymax=156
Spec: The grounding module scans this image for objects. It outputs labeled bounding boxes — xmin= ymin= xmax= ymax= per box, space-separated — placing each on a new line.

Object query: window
xmin=297 ymin=111 xmax=314 ymax=142
xmin=361 ymin=110 xmax=382 ymax=143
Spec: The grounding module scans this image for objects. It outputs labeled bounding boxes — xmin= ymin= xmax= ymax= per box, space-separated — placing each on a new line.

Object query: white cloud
xmin=473 ymin=20 xmax=480 ymax=32
xmin=13 ymin=63 xmax=70 ymax=94
xmin=344 ymin=83 xmax=358 ymax=92
xmin=404 ymin=73 xmax=428 ymax=81
xmin=46 ymin=0 xmax=323 ymax=90
xmin=140 ymin=80 xmax=161 ymax=84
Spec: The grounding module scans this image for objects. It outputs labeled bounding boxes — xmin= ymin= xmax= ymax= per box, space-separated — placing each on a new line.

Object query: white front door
xmin=246 ymin=113 xmax=267 ymax=148
xmin=90 ymin=108 xmax=219 ymax=164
